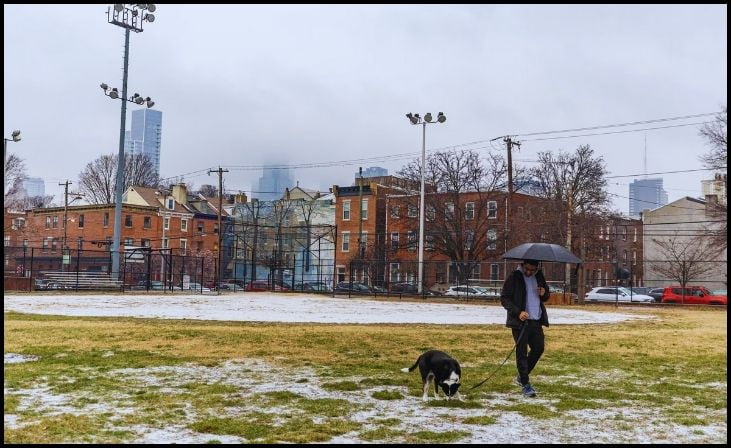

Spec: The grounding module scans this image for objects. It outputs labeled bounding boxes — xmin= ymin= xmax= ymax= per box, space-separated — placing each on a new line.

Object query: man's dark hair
xmin=523 ymin=259 xmax=540 ymax=266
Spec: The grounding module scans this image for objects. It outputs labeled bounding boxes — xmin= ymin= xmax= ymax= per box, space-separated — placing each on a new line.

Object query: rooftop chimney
xmin=171 ymin=183 xmax=188 ymax=207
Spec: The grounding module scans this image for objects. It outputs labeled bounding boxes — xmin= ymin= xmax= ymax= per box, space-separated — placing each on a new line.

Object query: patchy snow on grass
xmin=4 ymin=358 xmax=725 ymax=443
xmin=3 ymin=292 xmax=653 ymax=325
xmin=4 ymin=353 xmax=40 ymax=364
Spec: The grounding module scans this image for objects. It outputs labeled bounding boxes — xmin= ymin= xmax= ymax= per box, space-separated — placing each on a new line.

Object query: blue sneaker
xmin=522 ymin=383 xmax=537 ymax=397
xmin=514 ymin=376 xmax=523 ymax=387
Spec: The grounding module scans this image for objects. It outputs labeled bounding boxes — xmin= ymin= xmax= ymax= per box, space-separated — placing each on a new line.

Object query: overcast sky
xmin=4 ymin=4 xmax=727 ymax=214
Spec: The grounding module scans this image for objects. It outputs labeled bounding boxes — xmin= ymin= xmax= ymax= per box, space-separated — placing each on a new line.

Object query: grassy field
xmin=3 ymin=305 xmax=727 ymax=443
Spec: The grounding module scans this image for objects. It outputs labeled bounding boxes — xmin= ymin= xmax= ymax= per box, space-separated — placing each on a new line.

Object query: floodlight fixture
xmin=437 ymin=112 xmax=446 ymax=123
xmin=11 ymin=130 xmax=21 ymax=142
xmin=424 ymin=112 xmax=433 ymax=123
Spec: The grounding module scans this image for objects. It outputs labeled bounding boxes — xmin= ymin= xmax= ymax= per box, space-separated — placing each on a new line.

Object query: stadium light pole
xmin=405 ymin=112 xmax=446 ymax=294
xmin=102 ymin=3 xmax=157 ymax=280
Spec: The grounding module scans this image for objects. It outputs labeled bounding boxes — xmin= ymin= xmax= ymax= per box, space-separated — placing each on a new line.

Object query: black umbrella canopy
xmin=502 ymin=243 xmax=582 ymax=264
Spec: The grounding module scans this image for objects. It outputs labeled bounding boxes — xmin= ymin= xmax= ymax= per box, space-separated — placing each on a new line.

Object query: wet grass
xmin=3 ymin=305 xmax=727 ymax=443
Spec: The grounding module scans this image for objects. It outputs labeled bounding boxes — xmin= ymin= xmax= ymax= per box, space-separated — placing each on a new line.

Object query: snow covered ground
xmin=3 ymin=292 xmax=653 ymax=324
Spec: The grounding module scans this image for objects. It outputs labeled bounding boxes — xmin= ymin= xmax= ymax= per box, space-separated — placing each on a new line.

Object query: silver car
xmin=444 ymin=286 xmax=492 ymax=298
xmin=585 ymin=287 xmax=654 ymax=303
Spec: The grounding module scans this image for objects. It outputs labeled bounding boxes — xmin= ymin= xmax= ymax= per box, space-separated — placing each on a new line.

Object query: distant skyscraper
xmin=514 ymin=176 xmax=542 ymax=196
xmin=355 ymin=166 xmax=388 ymax=179
xmin=22 ymin=177 xmax=45 ymax=197
xmin=256 ymin=165 xmax=294 ymax=201
xmin=629 ymin=178 xmax=668 ymax=216
xmin=124 ymin=109 xmax=162 ymax=175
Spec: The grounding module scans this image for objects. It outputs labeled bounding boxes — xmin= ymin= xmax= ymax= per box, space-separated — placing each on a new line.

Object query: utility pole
xmin=208 ymin=167 xmax=228 ymax=293
xmin=358 ymin=167 xmax=364 ymax=260
xmin=60 ymin=180 xmax=72 ymax=251
xmin=503 ymin=136 xmax=520 ymax=265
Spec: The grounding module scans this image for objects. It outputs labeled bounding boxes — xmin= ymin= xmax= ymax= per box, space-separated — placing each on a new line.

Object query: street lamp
xmin=4 ymin=130 xmax=22 ymax=196
xmin=405 ymin=112 xmax=446 ymax=294
xmin=102 ymin=3 xmax=157 ymax=281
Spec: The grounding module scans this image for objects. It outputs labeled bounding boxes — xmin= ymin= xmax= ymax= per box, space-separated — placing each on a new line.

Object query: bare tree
xmin=198 ymin=184 xmax=218 ymax=197
xmin=4 ymin=153 xmax=27 ymax=208
xmin=699 ymin=106 xmax=727 ymax=170
xmin=530 ymin=144 xmax=610 ymax=296
xmin=397 ymin=150 xmax=508 ymax=284
xmin=650 ymin=234 xmax=724 ymax=304
xmin=78 ymin=153 xmax=159 ymax=204
xmin=159 ymin=176 xmax=195 ymax=193
xmin=698 ymin=106 xmax=727 ymax=251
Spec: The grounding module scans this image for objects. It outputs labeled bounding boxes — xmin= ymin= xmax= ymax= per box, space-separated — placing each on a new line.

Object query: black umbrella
xmin=502 ymin=243 xmax=582 ymax=264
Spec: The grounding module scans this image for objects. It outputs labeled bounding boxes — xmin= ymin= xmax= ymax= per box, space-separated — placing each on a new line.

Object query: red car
xmin=661 ymin=286 xmax=727 ymax=305
xmin=245 ymin=281 xmax=289 ymax=292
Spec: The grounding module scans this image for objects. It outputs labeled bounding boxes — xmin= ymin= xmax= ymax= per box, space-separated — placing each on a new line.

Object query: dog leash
xmin=468 ymin=321 xmax=527 ymax=391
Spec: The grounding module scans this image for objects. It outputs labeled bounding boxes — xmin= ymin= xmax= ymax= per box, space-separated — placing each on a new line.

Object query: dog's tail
xmin=400 ymin=355 xmax=421 ymax=373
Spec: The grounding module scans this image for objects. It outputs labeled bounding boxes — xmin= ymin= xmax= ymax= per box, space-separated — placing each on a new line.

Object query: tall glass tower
xmin=629 ymin=178 xmax=668 ymax=216
xmin=256 ymin=165 xmax=294 ymax=201
xmin=125 ymin=109 xmax=162 ymax=176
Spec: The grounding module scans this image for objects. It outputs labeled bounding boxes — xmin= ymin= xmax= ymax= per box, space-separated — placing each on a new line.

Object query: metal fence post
xmin=75 ymin=248 xmax=81 ymax=292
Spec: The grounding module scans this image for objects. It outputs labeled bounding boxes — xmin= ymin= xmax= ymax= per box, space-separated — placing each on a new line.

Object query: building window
xmin=445 ymin=202 xmax=454 ymax=219
xmin=124 ymin=238 xmax=134 ymax=246
xmin=4 ymin=236 xmax=10 ymax=247
xmin=408 ymin=204 xmax=418 ymax=218
xmin=633 ymin=250 xmax=637 ymax=265
xmin=491 ymin=264 xmax=499 ymax=280
xmin=167 ymin=198 xmax=174 ymax=210
xmin=23 ymin=239 xmax=29 ymax=247
xmin=633 ymin=228 xmax=637 ymax=242
xmin=341 ymin=232 xmax=350 ymax=252
xmin=390 ymin=263 xmax=400 ymax=283
xmin=46 ymin=216 xmax=51 ymax=229
xmin=141 ymin=239 xmax=151 ymax=247
xmin=125 ymin=215 xmax=133 ymax=228
xmin=487 ymin=228 xmax=497 ymax=250
xmin=162 ymin=238 xmax=169 ymax=249
xmin=621 ymin=226 xmax=627 ymax=241
xmin=214 ymin=223 xmax=219 ymax=234
xmin=342 ymin=201 xmax=351 ymax=220
xmin=391 ymin=232 xmax=399 ymax=250
xmin=197 ymin=221 xmax=204 ymax=232
xmin=181 ymin=218 xmax=188 ymax=231
xmin=623 ymin=250 xmax=628 ymax=265
xmin=180 ymin=239 xmax=187 ymax=255
xmin=436 ymin=263 xmax=446 ymax=283
xmin=465 ymin=230 xmax=474 ymax=250
xmin=360 ymin=232 xmax=368 ymax=252
xmin=77 ymin=237 xmax=83 ymax=250
xmin=487 ymin=201 xmax=497 ymax=219
xmin=52 ymin=216 xmax=59 ymax=228
xmin=104 ymin=212 xmax=109 ymax=227
xmin=426 ymin=205 xmax=435 ymax=221
xmin=471 ymin=263 xmax=480 ymax=279
xmin=425 ymin=234 xmax=434 ymax=250
xmin=465 ymin=202 xmax=475 ymax=220
xmin=337 ymin=267 xmax=346 ymax=283
xmin=197 ymin=241 xmax=203 ymax=251
xmin=51 ymin=238 xmax=58 ymax=252
xmin=163 ymin=217 xmax=170 ymax=230
xmin=407 ymin=231 xmax=416 ymax=250
xmin=106 ymin=237 xmax=112 ymax=251
xmin=144 ymin=216 xmax=152 ymax=229
xmin=361 ymin=199 xmax=368 ymax=221
xmin=390 ymin=205 xmax=400 ymax=218
xmin=78 ymin=214 xmax=85 ymax=228
xmin=42 ymin=238 xmax=49 ymax=251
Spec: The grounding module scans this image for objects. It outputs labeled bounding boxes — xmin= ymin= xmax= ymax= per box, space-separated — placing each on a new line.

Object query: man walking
xmin=500 ymin=259 xmax=550 ymax=397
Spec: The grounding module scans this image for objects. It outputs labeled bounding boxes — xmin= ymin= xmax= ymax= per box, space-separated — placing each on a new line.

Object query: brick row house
xmin=332 ymin=174 xmax=646 ymax=293
xmin=3 ymin=183 xmax=233 ymax=282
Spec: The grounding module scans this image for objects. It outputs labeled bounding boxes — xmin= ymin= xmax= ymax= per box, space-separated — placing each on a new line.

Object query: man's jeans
xmin=512 ymin=319 xmax=545 ymax=386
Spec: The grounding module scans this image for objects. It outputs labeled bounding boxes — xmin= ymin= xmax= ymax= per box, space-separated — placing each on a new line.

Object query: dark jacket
xmin=500 ymin=268 xmax=551 ymax=329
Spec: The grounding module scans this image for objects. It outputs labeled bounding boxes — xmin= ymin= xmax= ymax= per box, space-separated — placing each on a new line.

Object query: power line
xmin=511 ymin=111 xmax=723 ymax=138
xmin=520 ymin=121 xmax=714 ymax=142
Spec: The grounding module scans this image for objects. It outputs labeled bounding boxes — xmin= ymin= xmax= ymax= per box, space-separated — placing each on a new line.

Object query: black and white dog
xmin=401 ymin=350 xmax=462 ymax=401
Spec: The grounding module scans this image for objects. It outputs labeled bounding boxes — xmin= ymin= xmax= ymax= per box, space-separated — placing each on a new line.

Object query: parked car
xmin=647 ymin=288 xmax=665 ymax=302
xmin=630 ymin=287 xmax=652 ymax=296
xmin=371 ymin=285 xmax=388 ymax=294
xmin=661 ymin=286 xmax=727 ymax=305
xmin=184 ymin=282 xmax=211 ymax=292
xmin=548 ymin=284 xmax=566 ymax=294
xmin=334 ymin=282 xmax=371 ymax=293
xmin=444 ymin=285 xmax=492 ymax=298
xmin=389 ymin=283 xmax=436 ymax=296
xmin=293 ymin=281 xmax=333 ymax=292
xmin=34 ymin=279 xmax=67 ymax=290
xmin=474 ymin=286 xmax=501 ymax=297
xmin=134 ymin=280 xmax=164 ymax=290
xmin=585 ymin=287 xmax=654 ymax=303
xmin=245 ymin=281 xmax=289 ymax=292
